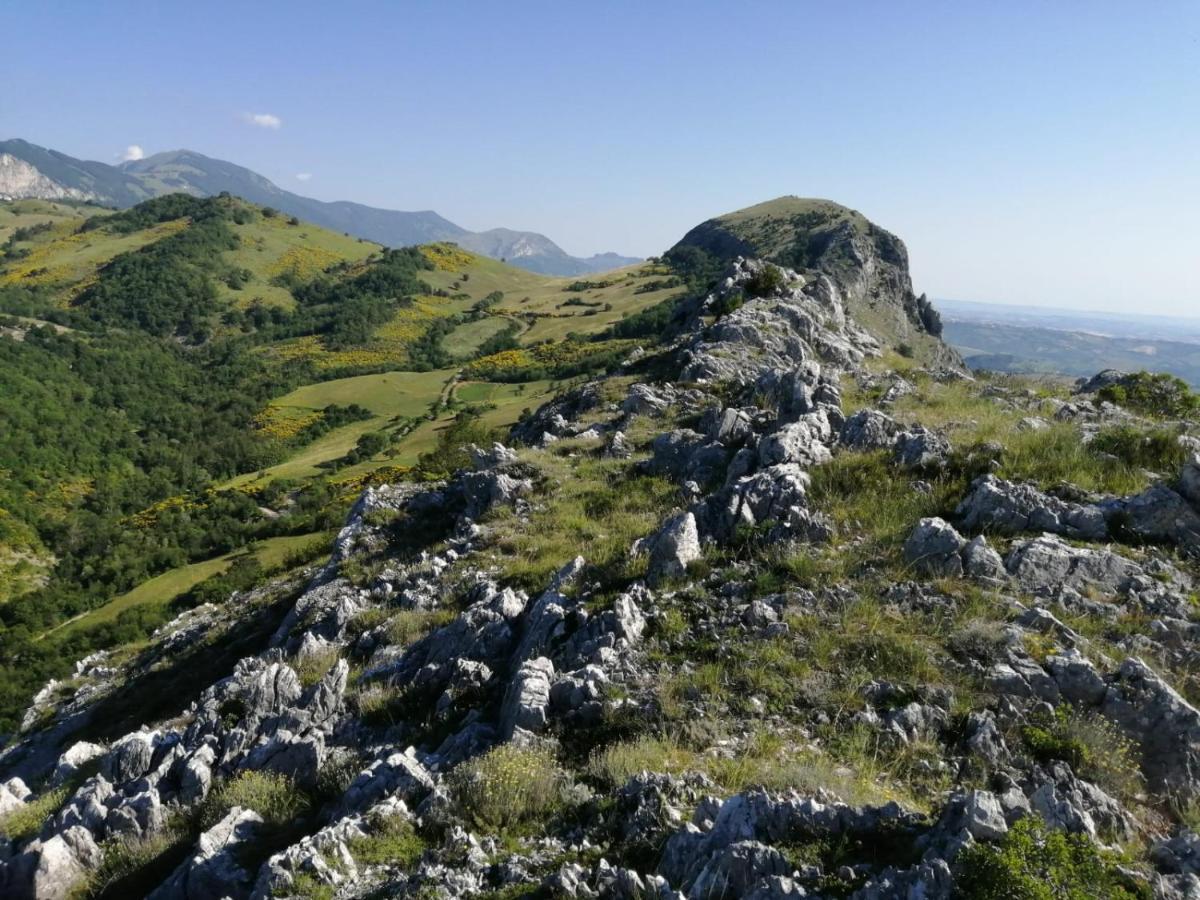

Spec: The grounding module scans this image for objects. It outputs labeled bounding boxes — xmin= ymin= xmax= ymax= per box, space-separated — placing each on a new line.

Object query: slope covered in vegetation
xmin=7 ymin=197 xmax=1200 ymax=900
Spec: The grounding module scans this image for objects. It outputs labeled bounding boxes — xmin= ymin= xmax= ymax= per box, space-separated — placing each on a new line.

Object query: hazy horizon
xmin=5 ymin=1 xmax=1197 ymax=315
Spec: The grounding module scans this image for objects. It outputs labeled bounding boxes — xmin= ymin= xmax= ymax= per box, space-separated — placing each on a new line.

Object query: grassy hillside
xmin=0 ymin=194 xmax=686 ymax=733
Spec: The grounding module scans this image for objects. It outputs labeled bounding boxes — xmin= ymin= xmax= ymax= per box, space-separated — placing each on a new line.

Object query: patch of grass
xmin=449 ymin=744 xmax=570 ymax=832
xmin=807 ymin=450 xmax=958 ymax=575
xmin=293 ymin=647 xmax=340 ymax=687
xmin=385 ymin=609 xmax=456 ymax=647
xmin=995 ymin=423 xmax=1155 ymax=495
xmin=1090 ymin=425 xmax=1188 ymax=473
xmin=587 ymin=735 xmax=698 ymax=786
xmin=484 ymin=453 xmax=677 ymax=594
xmin=0 ymin=784 xmax=68 ymax=842
xmin=355 ymin=684 xmax=409 ymax=729
xmin=200 ymin=771 xmax=311 ymax=831
xmin=73 ymin=816 xmax=195 ymax=900
xmin=348 ymin=811 xmax=427 ymax=867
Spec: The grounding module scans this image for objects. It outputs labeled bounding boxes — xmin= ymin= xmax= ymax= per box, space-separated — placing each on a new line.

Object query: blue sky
xmin=4 ymin=1 xmax=1197 ymax=314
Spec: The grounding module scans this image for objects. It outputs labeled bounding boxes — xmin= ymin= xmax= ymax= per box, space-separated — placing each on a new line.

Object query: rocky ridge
xmin=2 ymin=247 xmax=1200 ymax=898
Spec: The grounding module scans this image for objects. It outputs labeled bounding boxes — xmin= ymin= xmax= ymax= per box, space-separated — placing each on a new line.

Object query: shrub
xmin=955 ymin=817 xmax=1149 ymax=899
xmin=75 ymin=818 xmax=193 ymax=899
xmin=1021 ymin=708 xmax=1143 ymax=801
xmin=1097 ymin=372 xmax=1199 ymax=419
xmin=587 ymin=735 xmax=697 ymax=787
xmin=449 ymin=744 xmax=569 ymax=831
xmin=293 ymin=647 xmax=339 ymax=687
xmin=200 ymin=771 xmax=311 ymax=830
xmin=355 ymin=684 xmax=409 ymax=728
xmin=744 ymin=264 xmax=785 ymax=297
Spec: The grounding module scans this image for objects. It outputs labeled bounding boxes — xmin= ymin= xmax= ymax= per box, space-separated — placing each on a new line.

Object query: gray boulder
xmin=840 ymin=409 xmax=899 ymax=449
xmin=49 ymin=742 xmax=105 ymax=788
xmin=1108 ymin=484 xmax=1200 ymax=555
xmin=962 ymin=535 xmax=1007 ymax=581
xmin=962 ymin=790 xmax=1008 ymax=841
xmin=461 ymin=469 xmax=533 ymax=519
xmin=757 ymin=413 xmax=833 ymax=468
xmin=903 ymin=518 xmax=1005 ymax=582
xmin=893 ymin=427 xmax=950 ymax=471
xmin=903 ymin=518 xmax=967 ymax=577
xmin=30 ymin=826 xmax=102 ymax=900
xmin=646 ymin=512 xmax=702 ymax=584
xmin=102 ymin=730 xmax=157 ymax=785
xmin=1005 ymin=535 xmax=1144 ymax=598
xmin=0 ymin=777 xmax=30 ymax=816
xmin=706 ymin=407 xmax=754 ymax=446
xmin=957 ymin=475 xmax=1108 ymax=540
xmin=1102 ymin=658 xmax=1200 ymax=800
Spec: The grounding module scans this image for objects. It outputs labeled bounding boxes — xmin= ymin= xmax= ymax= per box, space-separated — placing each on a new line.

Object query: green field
xmin=272 ymin=368 xmax=455 ymax=417
xmin=50 ymin=531 xmax=329 ymax=637
xmin=419 ymin=247 xmax=685 ymax=345
xmin=0 ymin=199 xmax=98 ymax=244
xmin=216 ymin=213 xmax=380 ymax=310
xmin=443 ymin=316 xmax=513 ymax=359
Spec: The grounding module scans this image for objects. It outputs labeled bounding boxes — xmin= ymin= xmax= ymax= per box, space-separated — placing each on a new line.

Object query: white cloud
xmin=120 ymin=144 xmax=145 ymax=162
xmin=244 ymin=112 xmax=282 ymax=130
xmin=295 ymin=172 xmax=313 ymax=182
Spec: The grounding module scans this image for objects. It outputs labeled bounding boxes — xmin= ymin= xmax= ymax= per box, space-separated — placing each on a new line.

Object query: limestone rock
xmin=149 ymin=807 xmax=264 ymax=900
xmin=31 ymin=827 xmax=101 ymax=900
xmin=646 ymin=512 xmax=702 ymax=584
xmin=499 ymin=657 xmax=555 ymax=740
xmin=840 ymin=409 xmax=899 ymax=449
xmin=903 ymin=517 xmax=967 ymax=577
xmin=957 ymin=475 xmax=1108 ymax=540
xmin=893 ymin=427 xmax=950 ymax=471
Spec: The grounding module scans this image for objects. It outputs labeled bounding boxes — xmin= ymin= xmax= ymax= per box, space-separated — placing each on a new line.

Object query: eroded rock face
xmin=681 ymin=259 xmax=880 ymax=387
xmin=957 ymin=475 xmax=1108 ymax=540
xmin=149 ymin=808 xmax=264 ymax=900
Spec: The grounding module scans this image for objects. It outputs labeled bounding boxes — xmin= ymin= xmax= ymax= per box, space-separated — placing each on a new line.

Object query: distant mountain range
xmin=939 ymin=298 xmax=1200 ymax=387
xmin=0 ymin=139 xmax=638 ymax=275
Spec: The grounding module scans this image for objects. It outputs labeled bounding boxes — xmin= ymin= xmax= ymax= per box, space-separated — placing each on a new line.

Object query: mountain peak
xmin=0 ymin=138 xmax=639 ymax=275
xmin=670 ymin=195 xmax=955 ymax=363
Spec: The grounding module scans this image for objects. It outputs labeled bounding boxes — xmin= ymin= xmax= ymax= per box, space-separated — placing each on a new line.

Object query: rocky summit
xmin=3 ymin=199 xmax=1200 ymax=900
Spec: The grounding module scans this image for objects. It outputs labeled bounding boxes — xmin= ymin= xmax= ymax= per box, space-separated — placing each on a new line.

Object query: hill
xmin=669 ymin=196 xmax=957 ymax=365
xmin=0 ymin=190 xmax=685 ymax=738
xmin=4 ymin=194 xmax=1200 ymax=899
xmin=0 ymin=139 xmax=639 ymax=276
